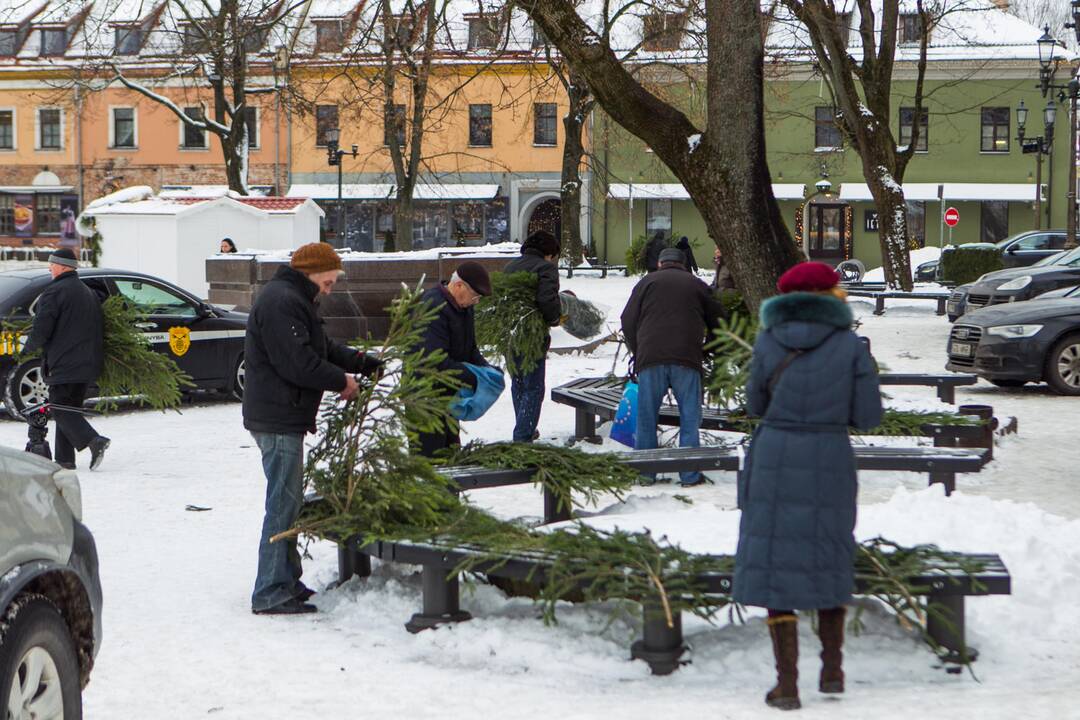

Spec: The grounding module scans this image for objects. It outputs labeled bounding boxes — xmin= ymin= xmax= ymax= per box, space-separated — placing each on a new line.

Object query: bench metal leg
xmin=938 ymin=385 xmax=956 ymax=404
xmin=874 ymin=297 xmax=886 ymax=315
xmin=631 ymin=600 xmax=687 ymax=675
xmin=929 ymin=471 xmax=956 ymax=496
xmin=337 ymin=543 xmax=371 ymax=584
xmin=405 ymin=564 xmax=472 ymax=633
xmin=573 ymin=408 xmax=601 ymax=444
xmin=958 ymin=404 xmax=995 ymax=460
xmin=936 ymin=298 xmax=947 ymax=316
xmin=926 ymin=593 xmax=978 ymax=664
xmin=543 ymin=485 xmax=572 ymax=525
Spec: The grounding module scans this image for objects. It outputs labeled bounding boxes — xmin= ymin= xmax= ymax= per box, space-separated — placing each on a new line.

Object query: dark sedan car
xmin=957 ymin=250 xmax=1080 ymax=316
xmin=0 ymin=268 xmax=247 ymax=416
xmin=946 ymin=289 xmax=1080 ymax=394
xmin=995 ymin=229 xmax=1068 ymax=268
xmin=946 ymin=248 xmax=1076 ymax=321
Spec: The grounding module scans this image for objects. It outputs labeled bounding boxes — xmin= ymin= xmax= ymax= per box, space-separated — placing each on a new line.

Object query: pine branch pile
xmin=864 ymin=409 xmax=980 ymax=436
xmin=475 ymin=271 xmax=549 ymax=375
xmin=704 ymin=311 xmax=757 ymax=410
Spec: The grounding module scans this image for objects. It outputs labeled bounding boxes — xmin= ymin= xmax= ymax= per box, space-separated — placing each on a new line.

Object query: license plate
xmin=946 ymin=302 xmax=958 ymax=314
xmin=950 ymin=342 xmax=974 ymax=357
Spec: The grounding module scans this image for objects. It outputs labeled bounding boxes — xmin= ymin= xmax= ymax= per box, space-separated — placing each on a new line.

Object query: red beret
xmin=776 ymin=262 xmax=840 ymax=294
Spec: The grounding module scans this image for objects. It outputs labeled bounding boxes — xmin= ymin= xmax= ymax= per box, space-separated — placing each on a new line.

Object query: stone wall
xmin=206 ymin=251 xmax=515 ymax=340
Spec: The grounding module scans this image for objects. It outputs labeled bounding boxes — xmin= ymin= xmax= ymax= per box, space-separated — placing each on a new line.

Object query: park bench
xmin=845 ymin=288 xmax=952 ymax=316
xmin=562 ymin=261 xmax=628 ymax=279
xmin=333 ymin=533 xmax=1010 ymax=675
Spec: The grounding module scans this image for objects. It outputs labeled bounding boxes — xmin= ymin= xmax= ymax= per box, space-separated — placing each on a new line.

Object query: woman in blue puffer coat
xmin=733 ymin=262 xmax=883 ymax=711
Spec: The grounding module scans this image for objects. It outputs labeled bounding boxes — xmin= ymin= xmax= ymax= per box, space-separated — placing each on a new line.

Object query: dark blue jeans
xmin=635 ymin=364 xmax=703 ymax=484
xmin=251 ymin=432 xmax=307 ymax=611
xmin=511 ymin=354 xmax=546 ymax=443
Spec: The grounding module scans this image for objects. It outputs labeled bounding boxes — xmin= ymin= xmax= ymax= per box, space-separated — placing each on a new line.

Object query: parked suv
xmin=946 ymin=248 xmax=1076 ymax=321
xmin=0 ymin=445 xmax=102 ymax=718
xmin=996 ymin=229 xmax=1068 ymax=268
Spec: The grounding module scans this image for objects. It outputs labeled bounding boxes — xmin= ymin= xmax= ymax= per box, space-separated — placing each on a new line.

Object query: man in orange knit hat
xmin=245 ymin=242 xmax=381 ymax=615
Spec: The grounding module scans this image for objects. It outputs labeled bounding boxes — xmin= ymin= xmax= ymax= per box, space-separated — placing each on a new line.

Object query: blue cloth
xmin=610 ymin=381 xmax=638 ymax=447
xmin=733 ymin=293 xmax=883 ymax=611
xmin=251 ymin=431 xmax=307 ymax=612
xmin=451 ymin=362 xmax=505 ymax=422
xmin=635 ymin=365 xmax=703 ymax=485
xmin=510 ymin=354 xmax=546 ymax=442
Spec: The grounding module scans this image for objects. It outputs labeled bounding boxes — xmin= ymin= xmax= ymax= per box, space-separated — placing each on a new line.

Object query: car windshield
xmin=1034 ymin=250 xmax=1070 ymax=267
xmin=0 ymin=276 xmax=32 ymax=311
xmin=1049 ymin=246 xmax=1080 ymax=266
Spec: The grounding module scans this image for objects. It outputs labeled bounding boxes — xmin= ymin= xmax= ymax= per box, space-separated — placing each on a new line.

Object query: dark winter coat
xmin=620 ymin=266 xmax=720 ymax=374
xmin=420 ymin=285 xmax=488 ymax=391
xmin=243 ymin=266 xmax=380 ymax=435
xmin=644 ymin=236 xmax=667 ymax=273
xmin=23 ymin=271 xmax=104 ymax=386
xmin=711 ymin=262 xmax=736 ymax=292
xmin=675 ymin=237 xmax=699 ymax=274
xmin=733 ymin=292 xmax=883 ymax=611
xmin=503 ymin=247 xmax=561 ymax=360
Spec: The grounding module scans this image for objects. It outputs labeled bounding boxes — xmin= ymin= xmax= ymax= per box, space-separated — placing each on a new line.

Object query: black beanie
xmin=523 ymin=230 xmax=560 ymax=257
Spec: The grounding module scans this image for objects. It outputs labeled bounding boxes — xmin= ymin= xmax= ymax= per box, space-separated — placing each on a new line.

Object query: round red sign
xmin=944 ymin=207 xmax=960 ymax=227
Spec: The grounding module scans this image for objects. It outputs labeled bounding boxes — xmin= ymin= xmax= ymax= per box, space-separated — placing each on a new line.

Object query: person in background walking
xmin=712 ymin=247 xmax=736 ymax=292
xmin=416 ymin=261 xmax=492 ymax=457
xmin=220 ymin=237 xmax=238 ymax=253
xmin=23 ymin=249 xmax=109 ymax=471
xmin=621 ymin=247 xmax=719 ymax=487
xmin=675 ymin=236 xmax=699 ymax=274
xmin=644 ymin=231 xmax=667 ymax=273
xmin=503 ymin=230 xmax=562 ymax=442
xmin=245 ymin=242 xmax=382 ymax=615
xmin=733 ymin=262 xmax=882 ymax=710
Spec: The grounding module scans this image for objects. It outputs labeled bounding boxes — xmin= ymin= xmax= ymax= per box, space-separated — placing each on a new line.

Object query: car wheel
xmin=1045 ymin=334 xmax=1080 ymax=396
xmin=4 ymin=359 xmax=49 ymax=419
xmin=989 ymin=379 xmax=1027 ymax=388
xmin=0 ymin=595 xmax=82 ymax=720
xmin=230 ymin=353 xmax=245 ymax=401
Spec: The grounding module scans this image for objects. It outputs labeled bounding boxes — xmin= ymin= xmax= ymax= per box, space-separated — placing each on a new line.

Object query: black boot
xmin=766 ymin=611 xmax=801 ymax=710
xmin=818 ymin=606 xmax=845 ymax=693
xmin=89 ymin=436 xmax=111 ymax=471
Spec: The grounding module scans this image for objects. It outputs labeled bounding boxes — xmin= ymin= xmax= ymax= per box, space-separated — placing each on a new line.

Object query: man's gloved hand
xmin=340 ymin=373 xmax=360 ymax=401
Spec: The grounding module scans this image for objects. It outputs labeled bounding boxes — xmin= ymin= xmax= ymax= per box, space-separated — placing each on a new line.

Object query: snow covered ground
xmin=4 ymin=273 xmax=1078 ymax=718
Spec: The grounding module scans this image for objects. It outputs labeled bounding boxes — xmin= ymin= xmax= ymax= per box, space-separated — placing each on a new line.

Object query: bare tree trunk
xmin=394 ymin=194 xmax=414 ymax=252
xmin=559 ymin=74 xmax=590 ymax=264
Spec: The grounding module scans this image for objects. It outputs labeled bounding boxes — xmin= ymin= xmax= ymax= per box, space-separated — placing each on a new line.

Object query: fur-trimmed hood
xmin=759 ymin=292 xmax=854 ymax=350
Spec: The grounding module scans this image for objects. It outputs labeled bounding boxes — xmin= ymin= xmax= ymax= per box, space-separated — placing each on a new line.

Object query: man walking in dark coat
xmin=502 ymin=231 xmax=561 ymax=442
xmin=23 ymin=249 xmax=109 ymax=471
xmin=643 ymin=231 xmax=667 ymax=273
xmin=621 ymin=248 xmax=719 ymax=486
xmin=416 ymin=261 xmax=492 ymax=457
xmin=245 ymin=242 xmax=381 ymax=615
xmin=675 ymin=236 xmax=699 ymax=274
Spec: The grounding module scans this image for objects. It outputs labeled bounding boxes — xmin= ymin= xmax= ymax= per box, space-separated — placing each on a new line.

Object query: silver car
xmin=0 ymin=446 xmax=102 ymax=719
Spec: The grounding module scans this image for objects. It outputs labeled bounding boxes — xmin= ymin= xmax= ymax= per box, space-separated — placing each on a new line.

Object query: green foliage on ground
xmin=940 ymin=245 xmax=1003 ymax=285
xmin=475 ymin=271 xmax=549 ymax=375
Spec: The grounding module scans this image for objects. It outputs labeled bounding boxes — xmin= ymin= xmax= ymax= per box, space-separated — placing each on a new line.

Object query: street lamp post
xmin=1016 ymin=99 xmax=1056 ymax=229
xmin=325 ymin=127 xmax=358 ymax=249
xmin=1036 ymin=26 xmax=1080 ymax=248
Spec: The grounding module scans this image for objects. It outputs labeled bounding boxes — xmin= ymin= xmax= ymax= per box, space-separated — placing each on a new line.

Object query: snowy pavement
xmin=3 ymin=274 xmax=1078 ymax=718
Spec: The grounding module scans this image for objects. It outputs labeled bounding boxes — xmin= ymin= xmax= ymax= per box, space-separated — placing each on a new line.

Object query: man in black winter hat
xmin=23 ymin=249 xmax=110 ymax=470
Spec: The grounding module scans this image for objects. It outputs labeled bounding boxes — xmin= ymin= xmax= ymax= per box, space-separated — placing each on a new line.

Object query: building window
xmin=642 ymin=12 xmax=685 ymax=51
xmin=646 ymin=200 xmax=672 ymax=240
xmin=40 ymin=28 xmax=66 ymax=56
xmin=0 ymin=31 xmax=16 ymax=56
xmin=906 ymin=201 xmax=926 ymax=247
xmin=385 ymin=104 xmax=406 ymax=147
xmin=899 ymin=106 xmax=928 ymax=152
xmin=899 ymin=14 xmax=923 ymax=45
xmin=467 ymin=16 xmax=500 ymax=50
xmin=391 ymin=16 xmax=415 ymax=47
xmin=981 ymin=107 xmax=1009 ymax=152
xmin=38 ymin=108 xmax=61 ymax=150
xmin=114 ymin=26 xmax=142 ymax=55
xmin=315 ymin=105 xmax=338 ymax=146
xmin=980 ymin=201 xmax=1009 ymax=243
xmin=0 ymin=110 xmax=13 ymax=149
xmin=0 ymin=195 xmax=13 ymax=234
xmin=182 ymin=107 xmax=207 ymax=148
xmin=37 ymin=194 xmax=61 ymax=234
xmin=314 ymin=19 xmax=344 ymax=52
xmin=531 ymin=23 xmax=547 ymax=49
xmin=534 ymin=102 xmax=557 ymax=146
xmin=182 ymin=24 xmax=209 ymax=53
xmin=242 ymin=106 xmax=258 ymax=148
xmin=111 ymin=107 xmax=136 ymax=148
xmin=814 ymin=106 xmax=842 ymax=149
xmin=242 ymin=25 xmax=265 ymax=53
xmin=468 ymin=104 xmax=492 ymax=146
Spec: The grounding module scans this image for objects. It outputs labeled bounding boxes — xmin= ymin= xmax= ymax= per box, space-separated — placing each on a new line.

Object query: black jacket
xmin=24 ymin=271 xmax=103 ymax=386
xmin=420 ymin=285 xmax=488 ymax=390
xmin=504 ymin=248 xmax=561 ymax=326
xmin=675 ymin=238 xmax=700 ymax=274
xmin=644 ymin=237 xmax=667 ymax=273
xmin=621 ymin=266 xmax=720 ymax=373
xmin=243 ymin=266 xmax=379 ymax=434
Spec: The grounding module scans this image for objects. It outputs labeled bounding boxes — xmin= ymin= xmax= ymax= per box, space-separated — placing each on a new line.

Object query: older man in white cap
xmin=23 ymin=248 xmax=109 ymax=470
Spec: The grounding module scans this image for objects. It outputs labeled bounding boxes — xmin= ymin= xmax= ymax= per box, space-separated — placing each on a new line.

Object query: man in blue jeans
xmin=621 ymin=247 xmax=721 ymax=486
xmin=243 ymin=243 xmax=381 ymax=615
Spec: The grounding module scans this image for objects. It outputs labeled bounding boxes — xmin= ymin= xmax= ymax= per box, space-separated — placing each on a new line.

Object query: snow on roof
xmin=840 ymin=183 xmax=941 ymax=201
xmin=0 ymin=1 xmax=48 ymax=26
xmin=941 ymin=182 xmax=1042 ymax=201
xmin=81 ymin=188 xmax=318 ymax=220
xmin=241 ymin=240 xmax=522 ymax=263
xmin=287 ymin=183 xmax=501 ymax=201
xmin=608 ymin=182 xmax=805 ymax=201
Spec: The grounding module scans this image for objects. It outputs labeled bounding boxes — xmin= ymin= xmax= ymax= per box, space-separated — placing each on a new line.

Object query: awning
xmin=286 ymin=183 xmax=500 ymax=201
xmin=941 ymin=183 xmax=1043 ymax=202
xmin=0 ymin=186 xmax=75 ymax=194
xmin=607 ymin=183 xmax=805 ymax=201
xmin=839 ymin=183 xmax=941 ymax=201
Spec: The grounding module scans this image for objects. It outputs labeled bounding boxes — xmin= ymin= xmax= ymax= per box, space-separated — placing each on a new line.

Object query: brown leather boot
xmin=765 ymin=612 xmax=801 ymax=710
xmin=817 ymin=606 xmax=845 ymax=693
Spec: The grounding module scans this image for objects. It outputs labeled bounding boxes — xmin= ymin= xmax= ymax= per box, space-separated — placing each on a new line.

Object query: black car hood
xmin=969 ymin=264 xmax=1080 ymax=292
xmin=961 ymin=296 xmax=1080 ymax=326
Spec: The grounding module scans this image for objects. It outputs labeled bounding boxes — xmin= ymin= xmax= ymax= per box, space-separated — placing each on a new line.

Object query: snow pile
xmin=863 ymin=246 xmax=942 ymax=283
xmin=76 ymin=185 xmax=155 ymax=236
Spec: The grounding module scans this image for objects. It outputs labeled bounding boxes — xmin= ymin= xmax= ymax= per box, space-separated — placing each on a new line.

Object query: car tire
xmin=1045 ymin=333 xmax=1080 ymax=396
xmin=0 ymin=594 xmax=83 ymax=720
xmin=989 ymin=379 xmax=1027 ymax=388
xmin=4 ymin=359 xmax=49 ymax=419
xmin=229 ymin=353 xmax=245 ymax=402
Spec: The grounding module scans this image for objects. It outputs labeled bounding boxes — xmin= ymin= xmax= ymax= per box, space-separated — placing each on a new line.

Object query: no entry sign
xmin=944 ymin=207 xmax=960 ymax=227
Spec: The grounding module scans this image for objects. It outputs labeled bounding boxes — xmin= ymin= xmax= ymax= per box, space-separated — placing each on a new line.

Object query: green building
xmin=588 ymin=6 xmax=1075 ymax=272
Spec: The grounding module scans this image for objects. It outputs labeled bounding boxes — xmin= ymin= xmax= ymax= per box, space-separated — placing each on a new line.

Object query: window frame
xmin=242 ymin=106 xmax=259 ymax=149
xmin=180 ymin=106 xmax=209 ymax=150
xmin=181 ymin=23 xmax=209 ymax=54
xmin=466 ymin=15 xmax=500 ymax=50
xmin=0 ymin=107 xmax=16 ymax=150
xmin=0 ymin=194 xmax=14 ymax=235
xmin=113 ymin=25 xmax=142 ymax=55
xmin=35 ymin=194 xmax=62 ymax=235
xmin=980 ymin=107 xmax=1010 ymax=153
xmin=814 ymin=106 xmax=842 ymax=150
xmin=468 ymin=103 xmax=492 ymax=147
xmin=645 ymin=199 xmax=673 ymax=239
xmin=314 ymin=19 xmax=345 ymax=52
xmin=36 ymin=107 xmax=63 ymax=151
xmin=533 ymin=102 xmax=557 ymax=147
xmin=980 ymin=200 xmax=1009 ymax=244
xmin=315 ymin=104 xmax=339 ymax=147
xmin=112 ymin=278 xmax=198 ymax=318
xmin=642 ymin=11 xmax=685 ymax=51
xmin=0 ymin=30 xmax=17 ymax=57
xmin=899 ymin=14 xmax=923 ymax=45
xmin=39 ymin=27 xmax=67 ymax=56
xmin=906 ymin=200 xmax=926 ymax=247
xmin=109 ymin=106 xmax=138 ymax=149
xmin=899 ymin=106 xmax=928 ymax=152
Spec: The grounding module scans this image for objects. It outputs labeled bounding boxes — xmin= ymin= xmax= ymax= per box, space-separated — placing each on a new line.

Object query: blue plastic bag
xmin=610 ymin=381 xmax=638 ymax=448
xmin=450 ymin=363 xmax=506 ymax=421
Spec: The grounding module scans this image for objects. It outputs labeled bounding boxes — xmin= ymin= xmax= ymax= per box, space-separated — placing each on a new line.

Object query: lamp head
xmin=1037 ymin=26 xmax=1057 ymax=70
